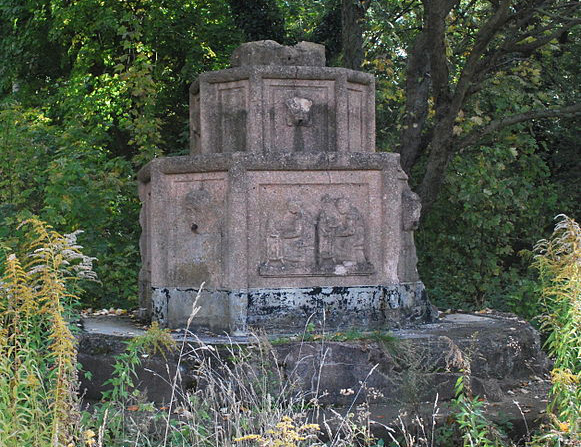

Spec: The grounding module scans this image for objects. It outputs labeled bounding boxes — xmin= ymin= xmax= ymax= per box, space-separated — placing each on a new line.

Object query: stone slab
xmin=78 ymin=312 xmax=549 ymax=441
xmin=230 ymin=40 xmax=326 ymax=67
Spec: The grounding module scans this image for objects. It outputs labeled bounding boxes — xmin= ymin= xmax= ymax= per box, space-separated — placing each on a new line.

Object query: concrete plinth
xmin=152 ymin=281 xmax=434 ymax=333
xmin=78 ymin=311 xmax=549 ymax=442
xmin=139 ymin=152 xmax=426 ymax=332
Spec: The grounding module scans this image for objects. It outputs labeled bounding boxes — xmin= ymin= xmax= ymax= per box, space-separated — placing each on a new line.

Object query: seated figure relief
xmin=319 ymin=196 xmax=367 ymax=266
xmin=263 ymin=200 xmax=314 ymax=274
xmin=259 ymin=195 xmax=373 ymax=277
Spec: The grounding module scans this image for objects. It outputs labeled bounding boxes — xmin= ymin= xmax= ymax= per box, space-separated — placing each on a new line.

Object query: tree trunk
xmin=397 ymin=31 xmax=431 ymax=174
xmin=341 ymin=0 xmax=369 ymax=70
xmin=416 ymin=119 xmax=456 ymax=215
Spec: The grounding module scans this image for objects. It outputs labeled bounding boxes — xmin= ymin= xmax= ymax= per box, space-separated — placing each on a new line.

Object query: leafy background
xmin=0 ymin=0 xmax=578 ymax=314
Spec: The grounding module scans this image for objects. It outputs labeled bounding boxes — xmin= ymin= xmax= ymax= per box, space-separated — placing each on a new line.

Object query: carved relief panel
xmin=248 ymin=171 xmax=384 ymax=286
xmin=164 ymin=172 xmax=227 ymax=287
xmin=259 ymin=194 xmax=373 ymax=277
xmin=263 ymin=79 xmax=335 ymax=153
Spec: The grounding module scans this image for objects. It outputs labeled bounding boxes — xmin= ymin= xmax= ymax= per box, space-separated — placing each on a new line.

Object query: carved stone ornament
xmin=140 ymin=41 xmax=431 ymax=334
xmin=259 ymin=195 xmax=373 ymax=277
xmin=285 ymin=97 xmax=313 ymax=127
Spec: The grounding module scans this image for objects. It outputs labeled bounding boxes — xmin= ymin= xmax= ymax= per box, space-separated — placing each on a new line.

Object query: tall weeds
xmin=0 ymin=219 xmax=96 ymax=447
xmin=531 ymin=214 xmax=580 ymax=443
xmin=85 ymin=320 xmax=385 ymax=446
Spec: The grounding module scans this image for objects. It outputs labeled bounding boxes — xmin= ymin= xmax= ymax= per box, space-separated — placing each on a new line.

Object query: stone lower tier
xmin=79 ymin=311 xmax=549 ymax=441
xmin=151 ymin=281 xmax=436 ymax=334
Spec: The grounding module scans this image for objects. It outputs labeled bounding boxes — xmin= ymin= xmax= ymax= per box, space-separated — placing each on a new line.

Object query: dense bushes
xmin=0 ymin=103 xmax=140 ymax=307
xmin=416 ymin=134 xmax=563 ymax=315
xmin=0 ymin=0 xmax=243 ymax=309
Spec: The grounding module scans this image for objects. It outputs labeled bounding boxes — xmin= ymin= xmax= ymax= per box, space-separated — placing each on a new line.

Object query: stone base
xmin=78 ymin=312 xmax=549 ymax=442
xmin=152 ymin=281 xmax=435 ymax=334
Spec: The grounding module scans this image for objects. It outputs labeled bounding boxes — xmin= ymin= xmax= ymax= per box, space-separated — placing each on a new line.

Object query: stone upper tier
xmin=189 ymin=40 xmax=375 ymax=155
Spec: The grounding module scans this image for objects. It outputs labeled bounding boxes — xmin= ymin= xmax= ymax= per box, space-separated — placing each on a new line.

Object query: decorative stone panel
xmin=189 ymin=67 xmax=375 ymax=155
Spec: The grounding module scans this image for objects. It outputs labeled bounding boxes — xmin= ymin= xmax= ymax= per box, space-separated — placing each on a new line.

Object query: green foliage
xmin=0 ymin=102 xmax=141 ymax=308
xmin=532 ymin=215 xmax=580 ymax=438
xmin=83 ymin=326 xmax=386 ymax=446
xmin=0 ymin=103 xmax=55 ymax=223
xmin=41 ymin=135 xmax=141 ymax=308
xmin=416 ymin=134 xmax=562 ymax=313
xmin=448 ymin=375 xmax=505 ymax=447
xmin=86 ymin=322 xmax=175 ymax=445
xmin=102 ymin=322 xmax=175 ymax=404
xmin=0 ymin=0 xmax=244 ymax=308
xmin=228 ymin=0 xmax=286 ymax=43
xmin=0 ymin=219 xmax=95 ymax=446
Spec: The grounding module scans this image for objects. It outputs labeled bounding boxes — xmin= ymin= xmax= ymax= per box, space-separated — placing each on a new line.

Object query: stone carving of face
xmin=285 ymin=97 xmax=313 ymax=126
xmin=336 ymin=198 xmax=350 ymax=214
xmin=287 ymin=200 xmax=301 ymax=214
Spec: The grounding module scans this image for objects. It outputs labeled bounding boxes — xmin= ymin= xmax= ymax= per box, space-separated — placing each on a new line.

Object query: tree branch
xmin=505 ymin=21 xmax=581 ymax=54
xmin=424 ymin=0 xmax=457 ymax=110
xmin=447 ymin=0 xmax=513 ymax=116
xmin=467 ymin=9 xmax=579 ymax=99
xmin=456 ymin=103 xmax=581 ymax=149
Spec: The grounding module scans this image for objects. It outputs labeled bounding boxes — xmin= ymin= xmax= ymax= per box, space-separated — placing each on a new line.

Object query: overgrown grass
xmin=1 ymin=217 xmax=579 ymax=446
xmin=0 ymin=219 xmax=96 ymax=446
xmin=82 ymin=290 xmax=386 ymax=446
xmin=529 ymin=214 xmax=580 ymax=446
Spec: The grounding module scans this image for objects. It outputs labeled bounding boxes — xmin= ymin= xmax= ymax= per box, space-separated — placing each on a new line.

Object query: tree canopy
xmin=0 ymin=0 xmax=579 ymax=312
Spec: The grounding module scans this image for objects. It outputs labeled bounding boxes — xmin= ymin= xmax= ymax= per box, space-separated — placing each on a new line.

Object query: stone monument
xmin=138 ymin=41 xmax=434 ymax=334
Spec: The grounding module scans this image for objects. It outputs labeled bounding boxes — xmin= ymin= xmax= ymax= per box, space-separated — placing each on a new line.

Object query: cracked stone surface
xmin=78 ymin=311 xmax=549 ymax=440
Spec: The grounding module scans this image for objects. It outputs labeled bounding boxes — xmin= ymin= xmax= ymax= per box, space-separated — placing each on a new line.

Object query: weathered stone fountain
xmin=80 ymin=45 xmax=550 ymax=438
xmin=138 ymin=41 xmax=434 ymax=334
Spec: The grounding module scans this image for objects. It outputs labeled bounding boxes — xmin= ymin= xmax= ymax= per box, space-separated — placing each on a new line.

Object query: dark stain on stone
xmin=307 ymin=287 xmax=322 ymax=296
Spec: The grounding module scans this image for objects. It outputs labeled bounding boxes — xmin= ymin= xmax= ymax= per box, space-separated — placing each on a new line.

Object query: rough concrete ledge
xmin=78 ymin=311 xmax=549 ymax=442
xmin=190 ymin=65 xmax=374 ymax=94
xmin=138 ymin=151 xmax=405 ymax=182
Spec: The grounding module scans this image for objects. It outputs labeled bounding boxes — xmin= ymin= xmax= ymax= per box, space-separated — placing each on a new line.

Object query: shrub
xmin=531 ymin=214 xmax=580 ymax=444
xmin=0 ymin=219 xmax=96 ymax=446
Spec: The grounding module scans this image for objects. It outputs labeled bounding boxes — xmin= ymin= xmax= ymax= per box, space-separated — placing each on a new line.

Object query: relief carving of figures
xmin=260 ymin=195 xmax=373 ymax=277
xmin=261 ymin=200 xmax=314 ymax=274
xmin=318 ymin=194 xmax=341 ymax=263
xmin=316 ymin=195 xmax=371 ymax=274
xmin=331 ymin=197 xmax=367 ymax=264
